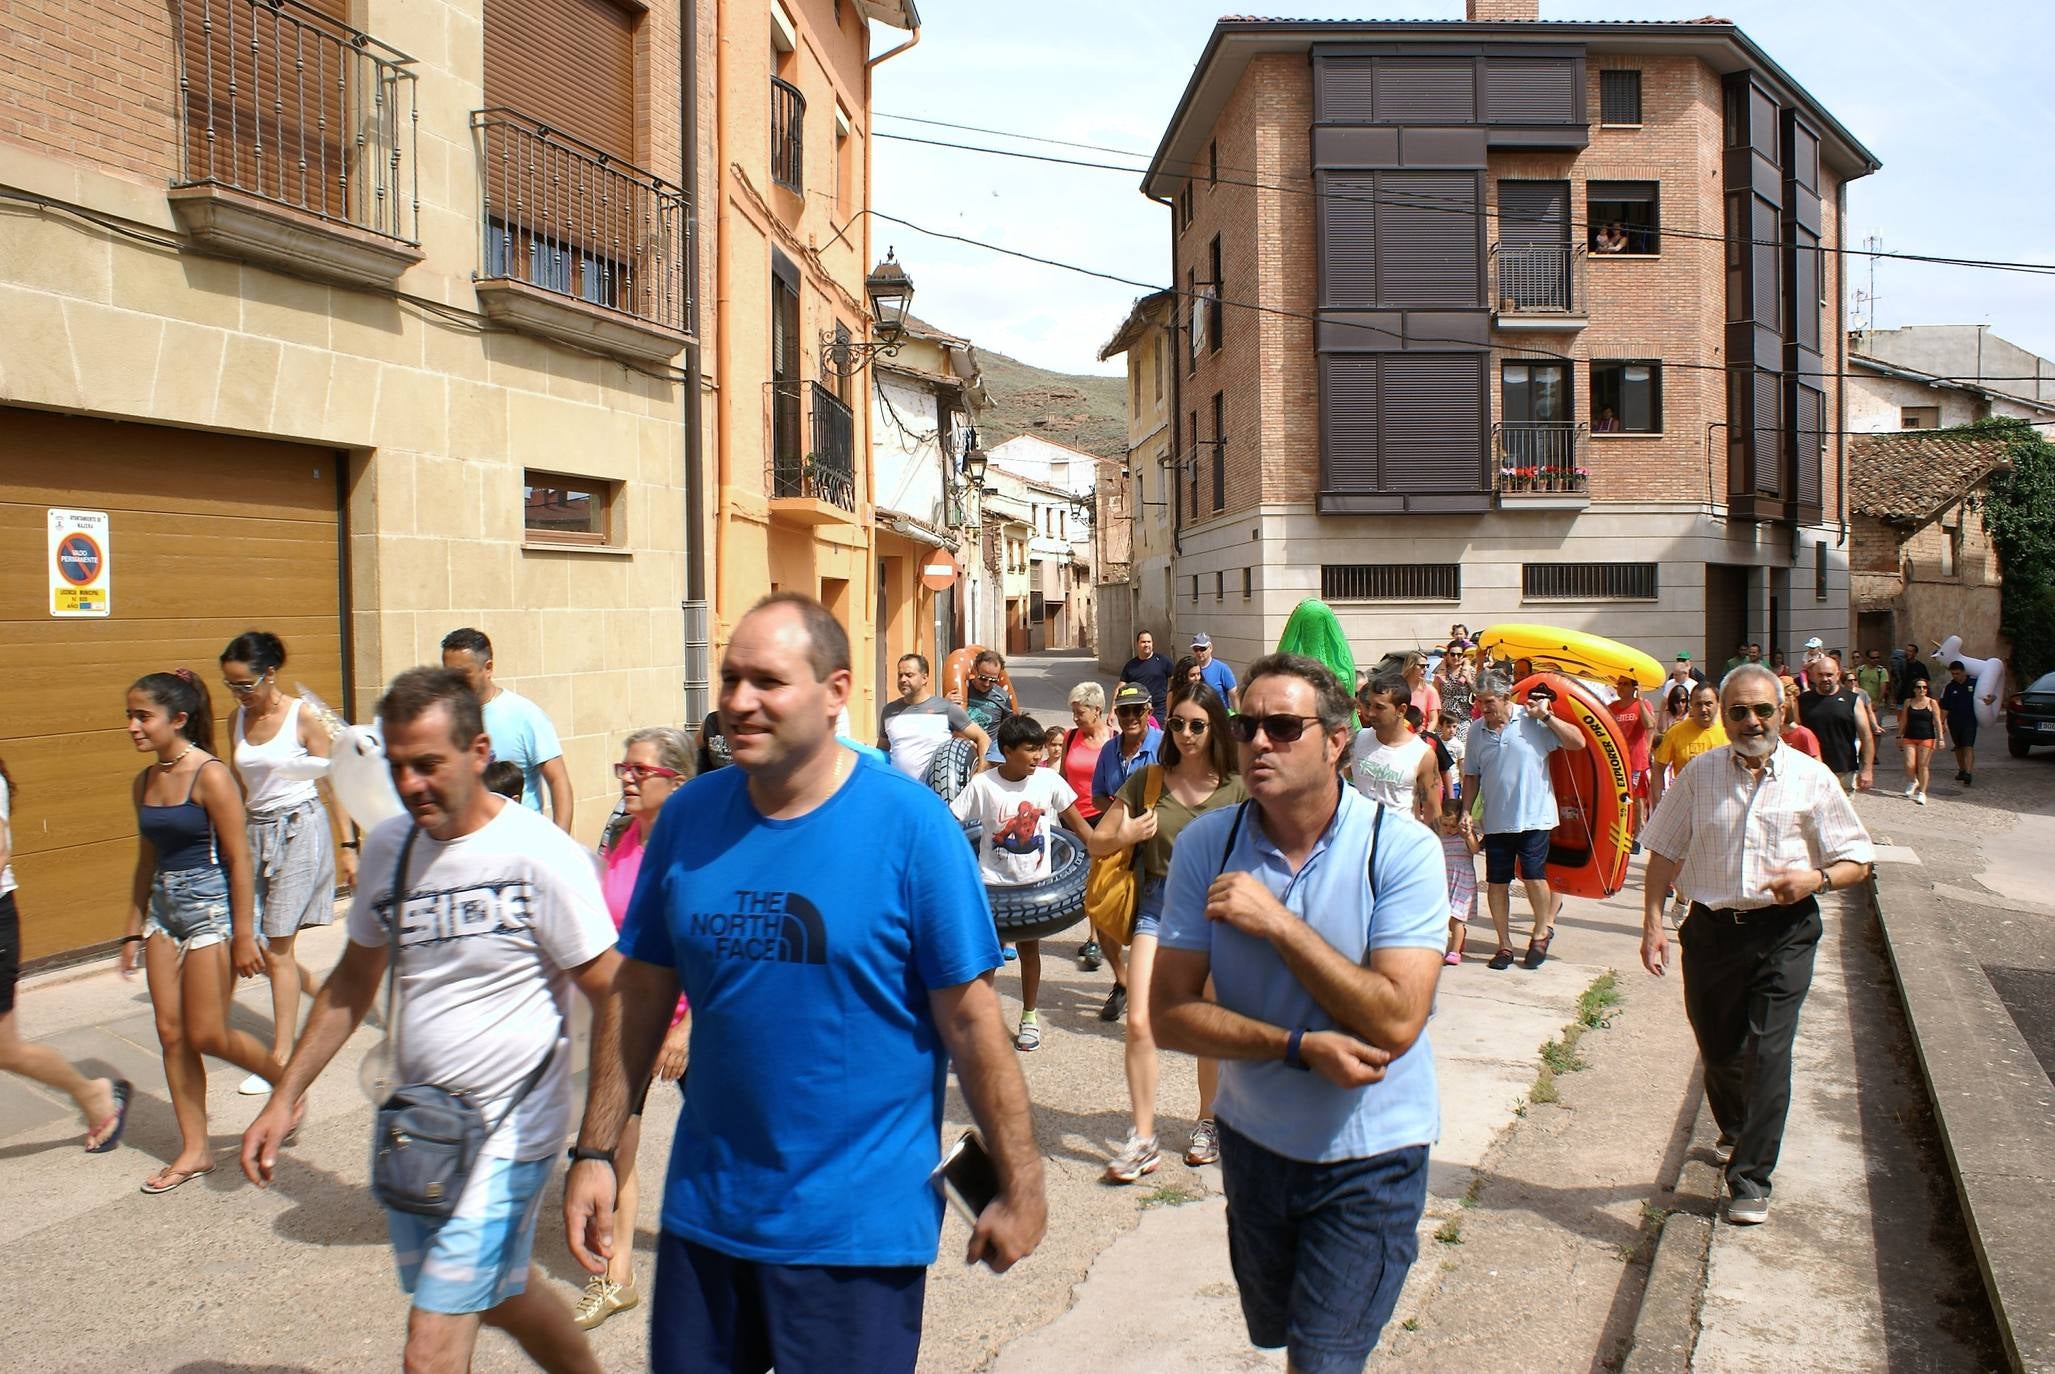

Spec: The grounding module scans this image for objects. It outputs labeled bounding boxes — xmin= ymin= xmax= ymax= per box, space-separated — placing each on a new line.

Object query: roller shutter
xmin=484 ymin=0 xmax=638 ymax=161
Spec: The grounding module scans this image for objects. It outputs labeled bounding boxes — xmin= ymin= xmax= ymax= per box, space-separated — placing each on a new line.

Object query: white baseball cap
xmin=1803 ymin=636 xmax=1824 ymax=650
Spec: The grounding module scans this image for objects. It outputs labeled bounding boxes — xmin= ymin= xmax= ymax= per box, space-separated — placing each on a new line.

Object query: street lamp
xmin=819 ymin=248 xmax=916 ymax=378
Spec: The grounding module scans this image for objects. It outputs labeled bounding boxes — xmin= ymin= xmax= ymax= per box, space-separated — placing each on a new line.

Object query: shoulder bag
xmin=370 ymin=825 xmax=561 ymax=1219
xmin=1083 ymin=764 xmax=1164 ymax=947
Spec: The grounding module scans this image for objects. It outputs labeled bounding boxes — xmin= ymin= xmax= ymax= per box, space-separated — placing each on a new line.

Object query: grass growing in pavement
xmin=1523 ymin=969 xmax=1623 ymax=1110
xmin=1459 ymin=1176 xmax=1486 ymax=1209
xmin=1138 ymin=1182 xmax=1202 ymax=1209
xmin=1578 ymin=970 xmax=1623 ymax=1029
xmin=1434 ymin=1217 xmax=1464 ymax=1245
xmin=1401 ymin=1317 xmax=1421 ymax=1332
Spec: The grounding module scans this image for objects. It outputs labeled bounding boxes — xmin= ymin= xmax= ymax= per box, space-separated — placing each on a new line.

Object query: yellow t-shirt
xmin=1653 ymin=717 xmax=1728 ymax=773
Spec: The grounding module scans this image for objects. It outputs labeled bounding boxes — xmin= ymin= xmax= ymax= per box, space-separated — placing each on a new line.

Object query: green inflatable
xmin=1275 ymin=599 xmax=1359 ymax=720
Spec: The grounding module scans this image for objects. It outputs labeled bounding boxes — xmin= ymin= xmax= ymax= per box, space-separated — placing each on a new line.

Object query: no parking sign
xmin=48 ymin=508 xmax=111 ymax=617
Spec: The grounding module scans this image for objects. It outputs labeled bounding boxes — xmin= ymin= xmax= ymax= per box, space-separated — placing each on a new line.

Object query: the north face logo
xmin=688 ymin=890 xmax=829 ymax=965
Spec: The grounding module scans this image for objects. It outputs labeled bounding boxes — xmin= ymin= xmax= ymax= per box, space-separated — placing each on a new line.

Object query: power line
xmin=872 ymin=126 xmax=2055 ymax=279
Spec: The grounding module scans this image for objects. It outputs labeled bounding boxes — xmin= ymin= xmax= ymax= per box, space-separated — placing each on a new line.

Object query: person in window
xmin=1593 ymin=407 xmax=1622 ymax=434
xmin=1595 ymin=222 xmax=1629 ymax=254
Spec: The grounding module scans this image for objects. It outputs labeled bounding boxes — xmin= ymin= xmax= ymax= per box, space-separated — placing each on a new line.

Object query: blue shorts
xmin=386 ymin=1154 xmax=551 ymax=1315
xmin=652 ymin=1232 xmax=926 ymax=1374
xmin=1217 ymin=1119 xmax=1427 ymax=1374
xmin=1482 ymin=828 xmax=1551 ymax=885
xmin=145 ymin=867 xmax=232 ymax=953
xmin=1131 ymin=875 xmax=1167 ymax=940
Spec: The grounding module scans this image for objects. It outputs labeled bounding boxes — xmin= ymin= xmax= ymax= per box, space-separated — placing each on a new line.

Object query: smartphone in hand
xmin=932 ymin=1129 xmax=999 ymax=1226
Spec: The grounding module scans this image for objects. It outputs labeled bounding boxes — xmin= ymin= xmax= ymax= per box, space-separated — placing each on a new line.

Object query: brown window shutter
xmin=178 ymin=0 xmax=357 ymax=217
xmin=484 ymin=0 xmax=638 ymax=162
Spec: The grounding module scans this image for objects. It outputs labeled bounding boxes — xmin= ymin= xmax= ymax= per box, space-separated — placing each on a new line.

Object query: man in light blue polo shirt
xmin=1189 ymin=633 xmax=1239 ymax=712
xmin=1153 ymin=652 xmax=1447 ymax=1374
xmin=1461 ymin=672 xmax=1585 ymax=972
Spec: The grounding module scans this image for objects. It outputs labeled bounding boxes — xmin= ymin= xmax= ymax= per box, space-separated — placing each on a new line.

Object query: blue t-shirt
xmin=1461 ymin=714 xmax=1563 ymax=835
xmin=1092 ymin=727 xmax=1163 ymax=801
xmin=618 ymin=756 xmax=1001 ymax=1266
xmin=482 ymin=688 xmax=563 ymax=813
xmin=1198 ymin=657 xmax=1238 ymax=702
xmin=1158 ymin=787 xmax=1448 ymax=1163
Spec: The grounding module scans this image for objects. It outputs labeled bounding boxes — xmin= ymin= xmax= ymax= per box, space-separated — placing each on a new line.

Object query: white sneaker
xmin=1915 ymin=791 xmax=1928 ymax=806
xmin=1901 ymin=783 xmax=1917 ymax=799
xmin=238 ymin=1072 xmax=272 ymax=1096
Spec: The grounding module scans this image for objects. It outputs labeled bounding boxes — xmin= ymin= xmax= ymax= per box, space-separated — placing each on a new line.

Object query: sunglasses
xmin=222 ymin=677 xmax=266 ymax=695
xmin=615 ymin=763 xmax=683 ymax=782
xmin=1165 ymin=718 xmax=1208 ymax=735
xmin=1723 ymin=703 xmax=1780 ymax=722
xmin=1229 ymin=714 xmax=1323 ymax=744
xmin=1115 ymin=704 xmax=1149 ymax=717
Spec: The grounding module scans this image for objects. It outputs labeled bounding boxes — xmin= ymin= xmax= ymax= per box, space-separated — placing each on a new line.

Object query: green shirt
xmin=1114 ymin=769 xmax=1249 ymax=881
xmin=1855 ymin=665 xmax=1890 ymax=702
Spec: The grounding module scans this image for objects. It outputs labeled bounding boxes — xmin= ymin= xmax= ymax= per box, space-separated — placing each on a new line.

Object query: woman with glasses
xmin=1085 ymin=682 xmax=1243 ymax=1182
xmin=1896 ymin=677 xmax=1945 ymax=805
xmin=577 ymin=726 xmax=695 ymax=1330
xmin=218 ymin=632 xmax=346 ymax=1095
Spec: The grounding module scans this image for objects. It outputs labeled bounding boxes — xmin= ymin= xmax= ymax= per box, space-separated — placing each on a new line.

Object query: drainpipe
xmin=1835 ymin=180 xmax=1848 ymax=550
xmin=681 ymin=0 xmax=711 ymax=726
xmin=866 ymin=22 xmax=920 ymax=71
xmin=1157 ymin=194 xmax=1183 ymax=584
xmin=711 ymin=0 xmax=732 ymax=657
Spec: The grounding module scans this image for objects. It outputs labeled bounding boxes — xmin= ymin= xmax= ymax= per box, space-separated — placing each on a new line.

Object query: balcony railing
xmin=769 ymin=382 xmax=856 ymax=512
xmin=474 ymin=109 xmax=691 ymax=336
xmin=1490 ymin=244 xmax=1586 ymax=318
xmin=1495 ymin=422 xmax=1588 ymax=496
xmin=770 ymin=76 xmax=805 ymax=194
xmin=172 ymin=0 xmax=419 ymax=243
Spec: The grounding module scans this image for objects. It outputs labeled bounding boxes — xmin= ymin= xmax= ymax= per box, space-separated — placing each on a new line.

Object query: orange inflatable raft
xmin=1513 ymin=672 xmax=1634 ymax=900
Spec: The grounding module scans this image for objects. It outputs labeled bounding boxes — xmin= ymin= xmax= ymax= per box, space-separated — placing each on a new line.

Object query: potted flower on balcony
xmin=1500 ymin=464 xmax=1521 ymax=493
xmin=1570 ymin=466 xmax=1591 ymax=493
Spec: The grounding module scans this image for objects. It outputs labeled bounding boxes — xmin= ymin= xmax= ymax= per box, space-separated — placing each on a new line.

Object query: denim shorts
xmin=1216 ymin=1118 xmax=1428 ymax=1374
xmin=145 ymin=867 xmax=232 ymax=953
xmin=1482 ymin=828 xmax=1551 ymax=885
xmin=1131 ymin=875 xmax=1168 ymax=940
xmin=386 ymin=1153 xmax=552 ymax=1315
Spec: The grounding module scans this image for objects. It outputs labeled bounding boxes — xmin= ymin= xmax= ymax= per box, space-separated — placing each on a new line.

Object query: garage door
xmin=0 ymin=410 xmax=345 ymax=963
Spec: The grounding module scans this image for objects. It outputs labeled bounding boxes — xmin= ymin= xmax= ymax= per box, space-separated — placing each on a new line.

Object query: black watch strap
xmin=567 ymin=1146 xmax=616 ymax=1168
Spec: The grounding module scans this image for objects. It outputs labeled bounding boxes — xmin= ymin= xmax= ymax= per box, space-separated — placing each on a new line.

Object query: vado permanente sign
xmin=48 ymin=508 xmax=112 ymax=617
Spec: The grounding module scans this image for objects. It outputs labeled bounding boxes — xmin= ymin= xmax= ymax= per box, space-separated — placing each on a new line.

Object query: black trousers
xmin=1678 ymin=899 xmax=1823 ymax=1200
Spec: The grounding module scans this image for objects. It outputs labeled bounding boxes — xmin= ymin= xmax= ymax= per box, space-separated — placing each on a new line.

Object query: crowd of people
xmin=0 ymin=606 xmax=1913 ymax=1374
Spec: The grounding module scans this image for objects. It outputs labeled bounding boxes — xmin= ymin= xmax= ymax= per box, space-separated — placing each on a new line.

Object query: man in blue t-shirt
xmin=1153 ymin=652 xmax=1447 ymax=1374
xmin=1092 ymin=682 xmax=1163 ymax=811
xmin=1190 ymin=632 xmax=1239 ymax=712
xmin=441 ymin=627 xmax=574 ymax=833
xmin=565 ymin=594 xmax=1045 ymax=1372
xmin=1462 ymin=673 xmax=1585 ymax=972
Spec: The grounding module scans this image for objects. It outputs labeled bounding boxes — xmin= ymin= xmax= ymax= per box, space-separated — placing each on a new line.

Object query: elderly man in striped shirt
xmin=1637 ymin=663 xmax=1873 ymax=1226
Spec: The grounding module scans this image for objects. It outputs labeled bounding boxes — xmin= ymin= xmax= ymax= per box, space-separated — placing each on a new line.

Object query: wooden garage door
xmin=0 ymin=410 xmax=344 ymax=963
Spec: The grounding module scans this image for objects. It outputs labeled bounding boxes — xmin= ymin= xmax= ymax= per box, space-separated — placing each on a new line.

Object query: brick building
xmin=1136 ymin=3 xmax=1878 ymax=673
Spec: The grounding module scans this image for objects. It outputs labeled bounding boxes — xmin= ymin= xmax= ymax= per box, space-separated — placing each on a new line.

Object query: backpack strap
xmin=1216 ymin=800 xmax=1250 ymax=873
xmin=1366 ymin=801 xmax=1385 ymax=902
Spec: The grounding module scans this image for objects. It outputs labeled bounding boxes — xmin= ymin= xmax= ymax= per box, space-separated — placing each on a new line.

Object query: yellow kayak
xmin=1477 ymin=624 xmax=1665 ymax=690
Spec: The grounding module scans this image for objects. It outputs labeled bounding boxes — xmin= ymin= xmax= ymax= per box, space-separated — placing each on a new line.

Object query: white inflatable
xmin=297 ymin=687 xmax=405 ymax=830
xmin=1931 ymin=636 xmax=2005 ymax=729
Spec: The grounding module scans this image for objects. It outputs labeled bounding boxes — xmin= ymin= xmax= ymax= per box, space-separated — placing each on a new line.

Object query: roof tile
xmin=1849 ymin=431 xmax=2012 ymax=525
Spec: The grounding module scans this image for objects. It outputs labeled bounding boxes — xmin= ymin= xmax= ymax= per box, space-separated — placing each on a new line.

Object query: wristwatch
xmin=566 ymin=1146 xmax=616 ymax=1170
xmin=1816 ymin=867 xmax=1833 ymax=893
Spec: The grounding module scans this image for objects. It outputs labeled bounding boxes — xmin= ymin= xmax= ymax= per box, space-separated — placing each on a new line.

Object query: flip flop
xmin=140 ymin=1162 xmax=216 ymax=1195
xmin=84 ymin=1078 xmax=132 ymax=1154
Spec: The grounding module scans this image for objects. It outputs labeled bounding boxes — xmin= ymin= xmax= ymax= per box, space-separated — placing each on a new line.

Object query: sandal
xmin=1487 ymin=947 xmax=1516 ymax=971
xmin=140 ymin=1162 xmax=216 ymax=1195
xmin=1524 ymin=931 xmax=1554 ymax=970
xmin=85 ymin=1078 xmax=132 ymax=1154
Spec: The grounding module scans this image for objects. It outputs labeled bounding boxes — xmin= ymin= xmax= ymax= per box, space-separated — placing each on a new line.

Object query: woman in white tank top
xmin=219 ymin=632 xmax=345 ymax=1090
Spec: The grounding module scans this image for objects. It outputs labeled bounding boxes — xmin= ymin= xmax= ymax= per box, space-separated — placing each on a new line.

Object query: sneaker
xmin=1725 ymin=1195 xmax=1769 ymax=1226
xmin=1915 ymin=791 xmax=1928 ymax=806
xmin=572 ymin=1274 xmax=639 ymax=1330
xmin=1185 ymin=1118 xmax=1220 ymax=1167
xmin=1002 ymin=944 xmax=1018 ymax=962
xmin=1015 ymin=1016 xmax=1042 ymax=1052
xmin=1713 ymin=1134 xmax=1735 ymax=1164
xmin=1103 ymin=1132 xmax=1161 ymax=1184
xmin=1955 ymin=769 xmax=1970 ymax=784
xmin=1099 ymin=984 xmax=1129 ymax=1022
xmin=1487 ymin=947 xmax=1516 ymax=971
xmin=1963 ymin=773 xmax=1973 ymax=788
xmin=1901 ymin=783 xmax=1918 ymax=799
xmin=238 ymin=1072 xmax=272 ymax=1097
xmin=1079 ymin=939 xmax=1103 ymax=972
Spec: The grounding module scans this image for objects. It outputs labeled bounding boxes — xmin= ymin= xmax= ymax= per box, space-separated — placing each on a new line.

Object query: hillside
xmin=976 ymin=348 xmax=1128 ymax=459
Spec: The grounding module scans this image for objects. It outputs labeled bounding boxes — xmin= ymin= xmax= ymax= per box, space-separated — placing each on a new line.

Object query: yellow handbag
xmin=1084 ymin=764 xmax=1163 ymax=946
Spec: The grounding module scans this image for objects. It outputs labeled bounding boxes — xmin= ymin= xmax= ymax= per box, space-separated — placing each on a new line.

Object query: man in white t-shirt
xmin=877 ymin=652 xmax=989 ymax=780
xmin=1348 ymin=672 xmax=1442 ymax=825
xmin=441 ymin=627 xmax=575 ymax=834
xmin=243 ymin=667 xmax=619 ymax=1374
xmin=951 ymin=713 xmax=1088 ymax=1051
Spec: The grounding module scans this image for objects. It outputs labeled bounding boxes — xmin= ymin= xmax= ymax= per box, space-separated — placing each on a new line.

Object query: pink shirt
xmin=602 ymin=822 xmax=687 ymax=1025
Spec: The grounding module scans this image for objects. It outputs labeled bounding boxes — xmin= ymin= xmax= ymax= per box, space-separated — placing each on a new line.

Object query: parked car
xmin=2005 ymin=671 xmax=2055 ymax=757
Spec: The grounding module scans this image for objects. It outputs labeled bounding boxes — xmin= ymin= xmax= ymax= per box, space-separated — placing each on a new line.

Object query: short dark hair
xmin=219 ymin=630 xmax=286 ymax=673
xmin=997 ymin=712 xmax=1044 ymax=752
xmin=898 ymin=652 xmax=930 ymax=675
xmin=440 ymin=627 xmax=492 ymax=661
xmin=747 ymin=592 xmax=850 ymax=680
xmin=378 ymin=667 xmax=484 ymax=746
xmin=1359 ymin=670 xmax=1411 ymax=711
xmin=1690 ymin=681 xmax=1719 ymax=703
xmin=973 ymin=649 xmax=1005 ymax=671
xmin=1244 ymin=652 xmax=1353 ymax=733
xmin=482 ymin=760 xmax=524 ymax=799
xmin=1949 ymin=660 xmax=1966 ymax=672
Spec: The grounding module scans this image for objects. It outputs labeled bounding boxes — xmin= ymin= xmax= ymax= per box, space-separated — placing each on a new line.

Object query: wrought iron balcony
xmin=170 ymin=0 xmax=419 ymax=274
xmin=1489 ymin=244 xmax=1587 ymax=326
xmin=473 ymin=109 xmax=692 ymax=356
xmin=770 ymin=76 xmax=805 ymax=194
xmin=769 ymin=382 xmax=857 ymax=514
xmin=1494 ymin=422 xmax=1589 ymax=502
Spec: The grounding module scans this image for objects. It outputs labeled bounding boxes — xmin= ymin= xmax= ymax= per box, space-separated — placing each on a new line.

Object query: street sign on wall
xmin=48 ymin=508 xmax=111 ymax=617
xmin=921 ymin=549 xmax=960 ymax=590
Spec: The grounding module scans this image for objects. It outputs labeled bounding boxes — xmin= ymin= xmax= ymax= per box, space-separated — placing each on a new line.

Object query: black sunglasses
xmin=1229 ymin=714 xmax=1323 ymax=744
xmin=1724 ymin=702 xmax=1780 ymax=722
xmin=1165 ymin=718 xmax=1208 ymax=734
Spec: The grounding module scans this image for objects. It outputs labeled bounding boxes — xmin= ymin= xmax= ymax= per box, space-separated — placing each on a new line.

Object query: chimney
xmin=1467 ymin=0 xmax=1540 ymax=18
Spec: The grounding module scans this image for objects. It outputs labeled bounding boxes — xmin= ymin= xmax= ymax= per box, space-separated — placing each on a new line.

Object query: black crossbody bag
xmin=371 ymin=825 xmax=560 ymax=1219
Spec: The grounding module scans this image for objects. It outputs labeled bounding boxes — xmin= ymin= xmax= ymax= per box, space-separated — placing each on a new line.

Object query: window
xmin=1901 ymin=405 xmax=1940 ymax=429
xmin=1321 ymin=564 xmax=1461 ymax=602
xmin=833 ymin=103 xmax=854 ymax=219
xmin=1242 ymin=567 xmax=1252 ymax=599
xmin=1599 ymin=70 xmax=1642 ymax=126
xmin=1154 ymin=339 xmax=1165 ymax=400
xmin=523 ymin=470 xmax=617 ymax=546
xmin=1187 ymin=268 xmax=1204 ymax=366
xmin=1815 ymin=541 xmax=1828 ymax=601
xmin=1208 ymin=140 xmax=1218 ymax=186
xmin=1215 ymin=571 xmax=1225 ymax=601
xmin=1191 ymin=575 xmax=1199 ymax=604
xmin=1211 ymin=391 xmax=1226 ymax=513
xmin=769 ymin=75 xmax=804 ymax=194
xmin=1207 ymin=236 xmax=1224 ymax=353
xmin=1188 ymin=410 xmax=1200 ymax=516
xmin=1131 ymin=364 xmax=1140 ymax=416
xmin=1587 ymin=181 xmax=1659 ymax=255
xmin=770 ymin=261 xmax=802 ymax=490
xmin=1590 ymin=360 xmax=1662 ymax=434
xmin=1521 ymin=562 xmax=1657 ymax=600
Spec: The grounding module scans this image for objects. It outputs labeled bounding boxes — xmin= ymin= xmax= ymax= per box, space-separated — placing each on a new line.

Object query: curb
xmin=1623 ymin=1097 xmax=1721 ymax=1373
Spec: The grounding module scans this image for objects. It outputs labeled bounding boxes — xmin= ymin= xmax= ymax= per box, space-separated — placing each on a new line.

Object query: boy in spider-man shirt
xmin=951 ymin=713 xmax=1088 ymax=1052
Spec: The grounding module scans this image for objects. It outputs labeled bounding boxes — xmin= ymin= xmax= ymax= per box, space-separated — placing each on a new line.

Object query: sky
xmin=867 ymin=0 xmax=2055 ymax=378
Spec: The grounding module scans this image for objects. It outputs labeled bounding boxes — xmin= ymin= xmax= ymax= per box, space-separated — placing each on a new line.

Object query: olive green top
xmin=1114 ymin=768 xmax=1249 ymax=881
